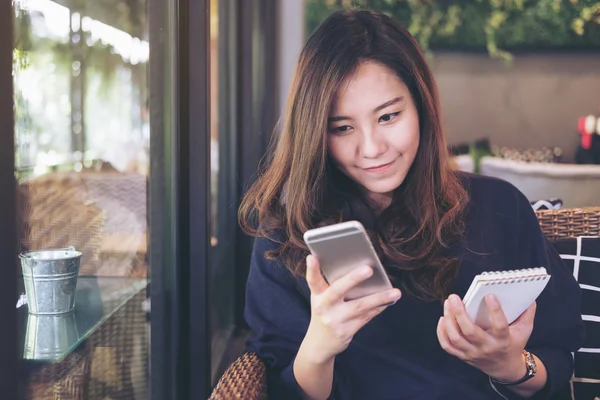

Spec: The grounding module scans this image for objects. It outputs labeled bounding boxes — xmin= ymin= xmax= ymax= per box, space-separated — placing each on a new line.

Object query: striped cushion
xmin=552 ymin=236 xmax=600 ymax=400
xmin=531 ymin=198 xmax=563 ymax=211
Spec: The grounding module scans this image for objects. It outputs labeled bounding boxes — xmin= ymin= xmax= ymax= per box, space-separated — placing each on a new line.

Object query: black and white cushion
xmin=531 ymin=198 xmax=563 ymax=211
xmin=552 ymin=236 xmax=600 ymax=400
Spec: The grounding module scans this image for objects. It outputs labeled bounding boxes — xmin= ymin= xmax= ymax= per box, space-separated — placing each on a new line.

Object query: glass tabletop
xmin=17 ymin=276 xmax=147 ymax=363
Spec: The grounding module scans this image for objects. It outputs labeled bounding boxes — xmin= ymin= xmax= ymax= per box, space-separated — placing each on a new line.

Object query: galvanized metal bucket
xmin=23 ymin=312 xmax=79 ymax=360
xmin=19 ymin=247 xmax=82 ymax=315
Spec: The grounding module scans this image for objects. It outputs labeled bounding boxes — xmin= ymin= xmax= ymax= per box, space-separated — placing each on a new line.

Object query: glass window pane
xmin=14 ymin=0 xmax=150 ymax=398
xmin=210 ymin=0 xmax=219 ymax=244
xmin=210 ymin=0 xmax=237 ymax=382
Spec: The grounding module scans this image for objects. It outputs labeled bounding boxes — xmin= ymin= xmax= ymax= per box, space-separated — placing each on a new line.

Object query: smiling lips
xmin=363 ymin=159 xmax=396 ymax=173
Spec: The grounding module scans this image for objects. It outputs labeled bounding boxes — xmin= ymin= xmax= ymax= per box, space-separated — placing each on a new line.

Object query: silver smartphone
xmin=303 ymin=220 xmax=395 ymax=302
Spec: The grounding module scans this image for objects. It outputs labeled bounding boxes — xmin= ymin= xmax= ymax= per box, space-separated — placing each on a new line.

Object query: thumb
xmin=511 ymin=301 xmax=537 ymax=330
xmin=305 ymin=255 xmax=328 ymax=295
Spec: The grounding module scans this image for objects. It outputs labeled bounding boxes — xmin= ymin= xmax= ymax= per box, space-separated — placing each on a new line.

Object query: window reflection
xmin=14 ymin=0 xmax=150 ymax=398
xmin=15 ymin=0 xmax=149 ymax=275
xmin=15 ymin=0 xmax=149 ymax=179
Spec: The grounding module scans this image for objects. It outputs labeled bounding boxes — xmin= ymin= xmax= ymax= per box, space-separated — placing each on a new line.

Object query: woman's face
xmin=327 ymin=61 xmax=420 ymax=208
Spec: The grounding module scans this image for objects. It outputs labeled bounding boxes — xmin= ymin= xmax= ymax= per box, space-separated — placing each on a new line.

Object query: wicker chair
xmin=535 ymin=207 xmax=600 ymax=241
xmin=18 ymin=173 xmax=106 ymax=275
xmin=209 ymin=207 xmax=600 ymax=400
xmin=18 ymin=171 xmax=148 ymax=277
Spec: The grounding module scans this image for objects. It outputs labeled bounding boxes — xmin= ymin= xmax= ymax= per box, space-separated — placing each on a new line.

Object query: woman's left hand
xmin=436 ymin=294 xmax=536 ymax=382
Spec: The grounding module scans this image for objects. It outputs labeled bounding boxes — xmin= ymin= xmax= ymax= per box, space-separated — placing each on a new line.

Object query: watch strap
xmin=490 ymin=350 xmax=537 ymax=387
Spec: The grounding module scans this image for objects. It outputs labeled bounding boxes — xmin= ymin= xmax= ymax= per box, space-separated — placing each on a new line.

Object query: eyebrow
xmin=328 ymin=96 xmax=405 ymax=123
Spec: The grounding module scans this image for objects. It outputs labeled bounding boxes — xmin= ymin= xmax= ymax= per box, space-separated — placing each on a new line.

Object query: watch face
xmin=530 ymin=364 xmax=537 ymax=375
xmin=525 ymin=351 xmax=537 ymax=375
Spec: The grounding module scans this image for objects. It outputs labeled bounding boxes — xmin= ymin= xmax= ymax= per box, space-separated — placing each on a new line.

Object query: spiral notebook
xmin=463 ymin=268 xmax=551 ymax=330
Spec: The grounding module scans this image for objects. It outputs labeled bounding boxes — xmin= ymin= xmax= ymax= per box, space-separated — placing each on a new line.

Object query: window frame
xmin=209 ymin=0 xmax=282 ymax=383
xmin=210 ymin=0 xmax=240 ymax=383
xmin=235 ymin=0 xmax=280 ymax=327
xmin=0 ymin=0 xmax=281 ymax=397
xmin=0 ymin=2 xmax=18 ymax=398
xmin=148 ymin=0 xmax=212 ymax=398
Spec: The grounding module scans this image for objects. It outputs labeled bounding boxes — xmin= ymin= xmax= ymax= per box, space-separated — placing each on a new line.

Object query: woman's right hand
xmin=301 ymin=254 xmax=402 ymax=364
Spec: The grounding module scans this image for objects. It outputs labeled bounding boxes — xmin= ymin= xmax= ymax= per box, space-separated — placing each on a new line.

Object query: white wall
xmin=431 ymin=52 xmax=600 ymax=162
xmin=278 ymin=0 xmax=305 ymax=118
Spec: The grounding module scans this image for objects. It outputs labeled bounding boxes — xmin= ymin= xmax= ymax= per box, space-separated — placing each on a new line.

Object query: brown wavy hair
xmin=239 ymin=9 xmax=469 ymax=302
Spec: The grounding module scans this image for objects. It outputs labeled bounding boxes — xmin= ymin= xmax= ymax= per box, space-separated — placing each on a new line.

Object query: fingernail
xmin=486 ymin=294 xmax=499 ymax=307
xmin=389 ymin=289 xmax=400 ymax=300
xmin=360 ymin=267 xmax=373 ymax=277
xmin=451 ymin=295 xmax=461 ymax=307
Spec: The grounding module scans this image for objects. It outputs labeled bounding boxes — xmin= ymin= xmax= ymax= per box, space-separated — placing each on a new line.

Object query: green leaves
xmin=305 ymin=0 xmax=600 ymax=62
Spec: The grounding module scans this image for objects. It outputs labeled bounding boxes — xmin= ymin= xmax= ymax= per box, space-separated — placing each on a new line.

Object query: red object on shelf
xmin=583 ymin=134 xmax=593 ymax=150
xmin=578 ymin=116 xmax=592 ymax=150
xmin=578 ymin=116 xmax=586 ymax=134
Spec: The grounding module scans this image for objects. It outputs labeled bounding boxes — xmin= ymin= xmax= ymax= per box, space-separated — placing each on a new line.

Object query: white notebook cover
xmin=463 ymin=268 xmax=551 ymax=330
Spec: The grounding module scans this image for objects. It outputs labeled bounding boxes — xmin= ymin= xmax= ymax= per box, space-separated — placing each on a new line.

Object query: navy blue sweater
xmin=244 ymin=174 xmax=584 ymax=399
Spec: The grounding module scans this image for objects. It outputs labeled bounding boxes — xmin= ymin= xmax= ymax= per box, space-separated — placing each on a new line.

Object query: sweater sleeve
xmin=244 ymin=234 xmax=352 ymax=399
xmin=497 ymin=190 xmax=585 ymax=400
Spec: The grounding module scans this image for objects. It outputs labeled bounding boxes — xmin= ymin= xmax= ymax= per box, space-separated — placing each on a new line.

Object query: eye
xmin=379 ymin=112 xmax=401 ymax=123
xmin=328 ymin=125 xmax=353 ymax=135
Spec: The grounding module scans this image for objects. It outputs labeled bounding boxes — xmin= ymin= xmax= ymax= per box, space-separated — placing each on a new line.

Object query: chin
xmin=362 ymin=180 xmax=404 ymax=195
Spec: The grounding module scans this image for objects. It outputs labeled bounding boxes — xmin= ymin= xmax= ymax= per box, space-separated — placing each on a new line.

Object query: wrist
xmin=297 ymin=344 xmax=336 ymax=366
xmin=489 ymin=352 xmax=528 ymax=383
xmin=299 ymin=331 xmax=336 ymax=366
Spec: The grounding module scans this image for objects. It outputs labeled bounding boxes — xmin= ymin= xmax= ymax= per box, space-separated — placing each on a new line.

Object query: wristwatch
xmin=490 ymin=350 xmax=537 ymax=386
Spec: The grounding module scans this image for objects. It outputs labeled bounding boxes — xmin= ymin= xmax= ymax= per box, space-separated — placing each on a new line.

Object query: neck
xmin=366 ymin=192 xmax=393 ymax=214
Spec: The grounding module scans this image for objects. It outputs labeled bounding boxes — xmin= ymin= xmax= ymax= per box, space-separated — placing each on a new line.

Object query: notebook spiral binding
xmin=480 ymin=267 xmax=546 ymax=277
xmin=480 ymin=267 xmax=549 ymax=286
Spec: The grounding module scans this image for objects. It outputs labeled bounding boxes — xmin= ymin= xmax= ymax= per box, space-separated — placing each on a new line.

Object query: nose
xmin=360 ymin=128 xmax=387 ymax=159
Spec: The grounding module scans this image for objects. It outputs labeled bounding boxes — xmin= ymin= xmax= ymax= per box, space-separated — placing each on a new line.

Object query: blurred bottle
xmin=575 ymin=115 xmax=596 ymax=164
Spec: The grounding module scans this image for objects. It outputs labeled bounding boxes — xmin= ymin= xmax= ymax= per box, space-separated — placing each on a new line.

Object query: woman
xmin=239 ymin=9 xmax=583 ymax=400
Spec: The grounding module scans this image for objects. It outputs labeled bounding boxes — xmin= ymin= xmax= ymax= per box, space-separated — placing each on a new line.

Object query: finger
xmin=437 ymin=317 xmax=463 ymax=358
xmin=305 ymin=255 xmax=329 ymax=295
xmin=448 ymin=294 xmax=486 ymax=346
xmin=444 ymin=297 xmax=477 ymax=353
xmin=341 ymin=288 xmax=401 ymax=321
xmin=325 ymin=266 xmax=373 ymax=304
xmin=484 ymin=294 xmax=510 ymax=339
xmin=347 ymin=301 xmax=392 ymax=333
